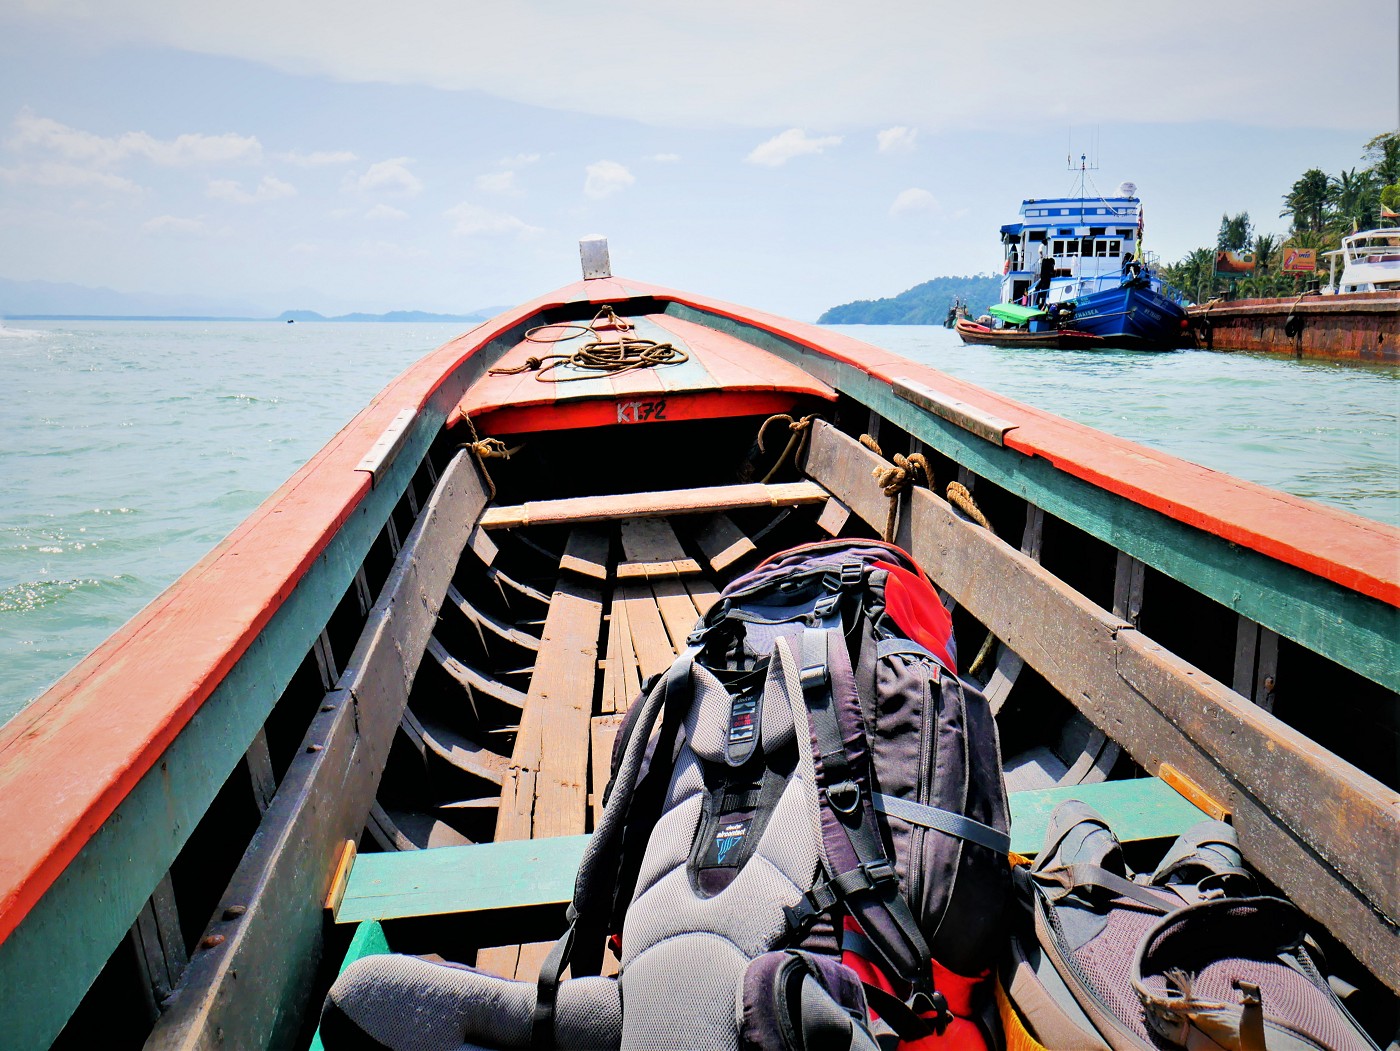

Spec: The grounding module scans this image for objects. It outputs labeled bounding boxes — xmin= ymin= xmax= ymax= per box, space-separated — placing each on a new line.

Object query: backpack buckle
xmin=839 ymin=561 xmax=864 ymax=586
xmin=860 ymin=859 xmax=897 ymax=887
xmin=827 ymin=780 xmax=861 ymax=814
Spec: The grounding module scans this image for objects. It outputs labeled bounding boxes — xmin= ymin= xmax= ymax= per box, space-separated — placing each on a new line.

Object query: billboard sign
xmin=1281 ymin=248 xmax=1317 ymax=273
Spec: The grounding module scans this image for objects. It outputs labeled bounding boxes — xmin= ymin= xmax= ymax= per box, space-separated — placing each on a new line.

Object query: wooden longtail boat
xmin=2 ymin=242 xmax=1396 ymax=1049
xmin=954 ymin=316 xmax=1106 ymax=349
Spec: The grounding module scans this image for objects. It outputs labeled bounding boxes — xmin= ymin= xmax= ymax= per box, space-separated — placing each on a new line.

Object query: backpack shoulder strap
xmin=785 ymin=628 xmax=935 ymax=994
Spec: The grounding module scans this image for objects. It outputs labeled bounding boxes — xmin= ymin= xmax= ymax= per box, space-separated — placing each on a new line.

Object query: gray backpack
xmin=1002 ymin=800 xmax=1380 ymax=1051
xmin=322 ymin=540 xmax=1011 ymax=1050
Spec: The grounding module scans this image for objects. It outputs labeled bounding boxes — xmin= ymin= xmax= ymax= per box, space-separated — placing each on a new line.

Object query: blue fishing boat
xmin=993 ymin=159 xmax=1190 ymax=348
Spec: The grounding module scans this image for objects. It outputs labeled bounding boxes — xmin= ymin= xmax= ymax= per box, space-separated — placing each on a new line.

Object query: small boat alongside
xmin=0 ymin=240 xmax=1395 ymax=1049
xmin=993 ymin=164 xmax=1190 ymax=348
xmin=955 ymin=305 xmax=1104 ymax=349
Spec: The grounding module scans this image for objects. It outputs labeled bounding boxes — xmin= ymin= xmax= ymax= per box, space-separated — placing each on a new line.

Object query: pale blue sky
xmin=1 ymin=1 xmax=1396 ymax=320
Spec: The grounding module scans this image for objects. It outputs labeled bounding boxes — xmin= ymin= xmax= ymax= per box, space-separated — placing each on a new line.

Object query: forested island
xmin=817 ymin=275 xmax=1001 ymax=324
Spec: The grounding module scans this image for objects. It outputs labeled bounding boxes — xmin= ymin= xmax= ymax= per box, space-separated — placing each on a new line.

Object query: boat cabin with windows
xmin=999 ymin=182 xmax=1146 ymax=308
xmin=1322 ymin=227 xmax=1400 ymax=294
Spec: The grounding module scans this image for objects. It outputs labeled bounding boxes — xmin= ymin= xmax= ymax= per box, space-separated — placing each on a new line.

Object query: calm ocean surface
xmin=1 ymin=319 xmax=1395 ymax=724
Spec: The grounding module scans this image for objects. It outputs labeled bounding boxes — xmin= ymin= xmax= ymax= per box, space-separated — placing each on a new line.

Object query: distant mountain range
xmin=0 ymin=277 xmax=502 ymax=323
xmin=819 ymin=275 xmax=1002 ymax=325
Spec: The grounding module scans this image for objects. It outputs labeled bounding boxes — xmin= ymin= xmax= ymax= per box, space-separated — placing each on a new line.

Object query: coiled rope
xmin=489 ymin=306 xmax=688 ymax=382
xmin=757 ymin=413 xmax=819 ymax=484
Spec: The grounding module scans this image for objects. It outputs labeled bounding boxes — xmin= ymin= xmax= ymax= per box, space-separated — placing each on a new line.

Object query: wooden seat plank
xmin=693 ymin=513 xmax=757 ymax=573
xmin=481 ymin=481 xmax=827 ymax=530
xmin=334 ymin=835 xmax=590 ymax=924
xmin=1009 ymin=778 xmax=1209 ymax=856
xmin=333 ymin=778 xmax=1202 ymax=925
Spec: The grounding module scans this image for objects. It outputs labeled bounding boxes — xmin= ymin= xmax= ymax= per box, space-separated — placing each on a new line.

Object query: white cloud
xmin=890 ymin=188 xmax=940 ymax=216
xmin=499 ymin=152 xmax=540 ymax=167
xmin=877 ymin=126 xmax=917 ymax=154
xmin=446 ymin=202 xmax=541 ymax=238
xmin=475 ymin=170 xmax=519 ymax=194
xmin=365 ymin=203 xmax=407 ymax=220
xmin=747 ymin=129 xmax=841 ymax=167
xmin=207 ymin=175 xmax=296 ymax=203
xmin=584 ymin=160 xmax=634 ymax=199
xmin=142 ymin=215 xmax=206 ymax=234
xmin=352 ymin=158 xmax=423 ymax=196
xmin=0 ymin=161 xmax=142 ymax=192
xmin=650 ymin=153 xmax=681 ymax=163
xmin=282 ymin=148 xmax=357 ymax=166
xmin=12 ymin=3 xmax=1388 ymax=132
xmin=8 ymin=111 xmax=261 ymax=166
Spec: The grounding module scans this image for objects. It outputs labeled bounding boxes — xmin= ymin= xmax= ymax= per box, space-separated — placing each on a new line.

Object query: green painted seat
xmin=331 ymin=776 xmax=1209 ymax=926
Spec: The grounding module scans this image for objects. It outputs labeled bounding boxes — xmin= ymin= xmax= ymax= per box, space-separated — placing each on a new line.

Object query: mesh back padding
xmin=1137 ymin=901 xmax=1375 ymax=1051
xmin=1069 ymin=903 xmax=1169 ymax=1046
xmin=618 ymin=637 xmax=823 ymax=1051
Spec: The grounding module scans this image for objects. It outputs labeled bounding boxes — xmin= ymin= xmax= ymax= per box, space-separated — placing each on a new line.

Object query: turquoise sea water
xmin=1 ymin=320 xmax=1395 ymax=724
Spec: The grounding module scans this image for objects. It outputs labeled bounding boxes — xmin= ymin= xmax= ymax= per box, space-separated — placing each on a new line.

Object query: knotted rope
xmin=757 ymin=413 xmax=819 ymax=483
xmin=871 ymin=451 xmax=932 ymax=544
xmin=945 ymin=480 xmax=998 ymax=675
xmin=489 ymin=306 xmax=688 ymax=382
xmin=457 ymin=414 xmax=521 ymax=500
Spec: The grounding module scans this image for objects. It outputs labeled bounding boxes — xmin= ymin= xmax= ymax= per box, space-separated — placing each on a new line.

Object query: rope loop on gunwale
xmin=489 ymin=306 xmax=688 ymax=383
xmin=757 ymin=413 xmax=819 ymax=484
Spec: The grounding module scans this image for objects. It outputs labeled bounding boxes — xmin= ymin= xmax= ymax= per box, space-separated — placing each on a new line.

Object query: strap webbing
xmin=797 ymin=629 xmax=932 ymax=987
xmin=1035 ymin=863 xmax=1181 ymax=912
xmin=872 ymin=793 xmax=1010 ymax=855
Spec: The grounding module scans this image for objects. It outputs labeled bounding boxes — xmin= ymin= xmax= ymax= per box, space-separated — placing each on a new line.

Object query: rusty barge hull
xmin=1189 ymin=292 xmax=1399 ymax=363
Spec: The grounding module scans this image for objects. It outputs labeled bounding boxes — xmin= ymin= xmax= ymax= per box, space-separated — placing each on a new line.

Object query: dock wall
xmin=1188 ymin=293 xmax=1398 ymax=363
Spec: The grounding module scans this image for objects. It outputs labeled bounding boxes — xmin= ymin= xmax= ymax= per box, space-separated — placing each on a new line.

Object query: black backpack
xmin=323 ymin=540 xmax=1012 ymax=1050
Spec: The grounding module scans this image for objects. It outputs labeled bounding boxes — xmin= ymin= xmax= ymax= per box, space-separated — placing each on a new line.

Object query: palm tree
xmin=1252 ymin=233 xmax=1279 ymax=274
xmin=1281 ymin=169 xmax=1330 ymax=234
xmin=1328 ymin=168 xmax=1378 ymax=233
xmin=1362 ymin=131 xmax=1400 ymax=185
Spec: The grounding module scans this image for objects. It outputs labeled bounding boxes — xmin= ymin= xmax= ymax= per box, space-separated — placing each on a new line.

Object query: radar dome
xmin=1118 ymin=181 xmax=1137 ymax=198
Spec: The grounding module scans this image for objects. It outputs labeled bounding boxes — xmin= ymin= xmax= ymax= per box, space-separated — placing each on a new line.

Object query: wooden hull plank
xmin=661 ymin=298 xmax=1397 ymax=690
xmin=145 ymin=450 xmax=492 ymax=1050
xmin=804 ymin=422 xmax=1400 ymax=990
xmin=482 ymin=480 xmax=827 ymax=530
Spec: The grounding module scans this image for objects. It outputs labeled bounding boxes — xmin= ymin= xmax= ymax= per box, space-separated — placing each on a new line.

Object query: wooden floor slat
xmin=619 ymin=518 xmax=701 ymax=579
xmin=693 ymin=513 xmax=757 ymax=572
